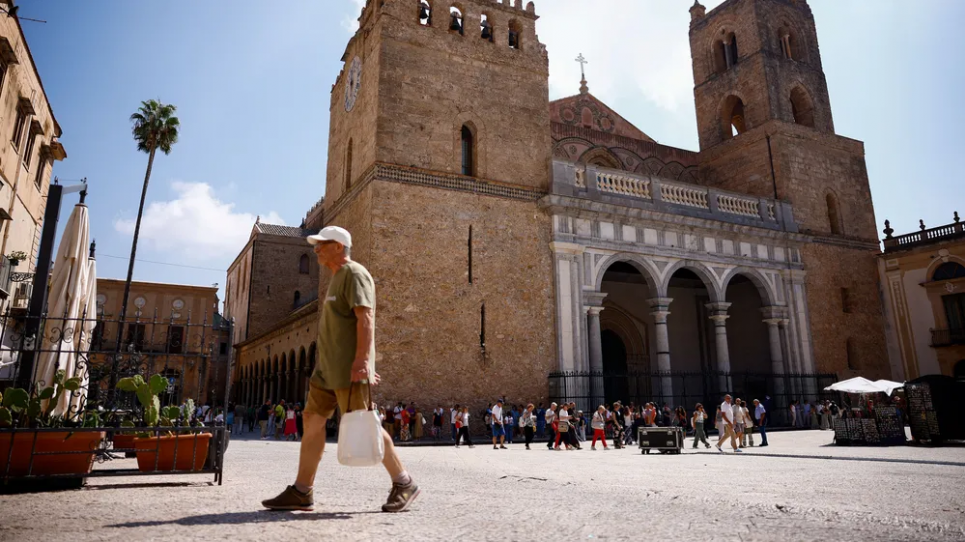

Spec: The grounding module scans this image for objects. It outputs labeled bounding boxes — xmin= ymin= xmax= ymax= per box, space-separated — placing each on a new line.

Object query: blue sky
xmin=18 ymin=0 xmax=965 ymax=309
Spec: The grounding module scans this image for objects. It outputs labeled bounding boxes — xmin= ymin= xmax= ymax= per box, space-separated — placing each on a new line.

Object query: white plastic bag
xmin=337 ymin=391 xmax=385 ymax=467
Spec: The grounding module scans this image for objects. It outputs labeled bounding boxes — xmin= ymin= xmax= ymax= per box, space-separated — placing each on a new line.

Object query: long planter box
xmin=133 ymin=433 xmax=211 ymax=472
xmin=0 ymin=431 xmax=105 ymax=478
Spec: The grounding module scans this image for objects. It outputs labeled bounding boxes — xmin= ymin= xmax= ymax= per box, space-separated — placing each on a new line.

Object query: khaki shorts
xmin=305 ymin=382 xmax=369 ymax=419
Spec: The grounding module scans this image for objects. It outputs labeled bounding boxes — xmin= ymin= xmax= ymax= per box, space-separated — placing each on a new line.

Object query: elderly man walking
xmin=715 ymin=394 xmax=740 ymax=453
xmin=262 ymin=226 xmax=419 ymax=513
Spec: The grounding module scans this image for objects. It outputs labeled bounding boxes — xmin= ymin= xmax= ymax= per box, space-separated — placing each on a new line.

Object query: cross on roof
xmin=575 ymin=53 xmax=588 ymax=80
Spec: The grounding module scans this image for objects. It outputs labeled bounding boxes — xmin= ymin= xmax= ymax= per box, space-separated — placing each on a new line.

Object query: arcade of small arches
xmin=236 ymin=343 xmax=317 ymax=406
xmin=419 ymin=1 xmax=529 ymax=50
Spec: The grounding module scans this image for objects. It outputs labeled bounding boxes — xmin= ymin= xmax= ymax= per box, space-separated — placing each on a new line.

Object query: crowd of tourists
xmin=225 ymin=400 xmax=306 ymax=441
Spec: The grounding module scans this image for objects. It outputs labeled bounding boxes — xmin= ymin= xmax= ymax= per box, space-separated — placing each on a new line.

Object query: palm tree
xmin=114 ymin=100 xmax=180 ymax=351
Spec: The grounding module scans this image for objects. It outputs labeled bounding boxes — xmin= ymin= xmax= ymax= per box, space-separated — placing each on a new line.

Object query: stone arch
xmin=419 ymin=0 xmax=433 ymax=27
xmin=508 ymin=18 xmax=522 ymax=50
xmin=661 ymin=259 xmax=723 ymax=302
xmin=720 ymin=94 xmax=747 ymax=140
xmin=453 ymin=113 xmax=486 ymax=177
xmin=777 ymin=23 xmax=807 ymax=62
xmin=599 ymin=304 xmax=648 ymax=367
xmin=594 ymin=253 xmax=661 ymax=293
xmin=448 ymin=4 xmax=465 ymax=35
xmin=656 ymin=161 xmax=686 ymax=180
xmin=578 ymin=147 xmax=622 ymax=170
xmin=720 ymin=267 xmax=777 ymax=307
xmin=927 ymin=257 xmax=965 ymax=281
xmin=789 ymin=85 xmax=815 ymax=128
xmin=711 ymin=30 xmax=739 ymax=74
xmin=640 ymin=156 xmax=666 ymax=176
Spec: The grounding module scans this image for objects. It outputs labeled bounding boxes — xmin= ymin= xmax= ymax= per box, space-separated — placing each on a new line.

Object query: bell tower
xmin=324 ymin=0 xmax=551 ymax=209
xmin=319 ymin=0 xmax=557 ymax=410
xmin=689 ymin=0 xmax=833 ymax=150
xmin=688 ymin=0 xmax=888 ymax=378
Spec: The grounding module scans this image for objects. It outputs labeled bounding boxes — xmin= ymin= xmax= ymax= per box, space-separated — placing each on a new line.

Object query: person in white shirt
xmin=491 ymin=399 xmax=507 ymax=450
xmin=450 ymin=405 xmax=459 ymax=441
xmin=544 ymin=403 xmax=557 ymax=450
xmin=455 ymin=407 xmax=474 ymax=448
xmin=753 ymin=399 xmax=768 ymax=447
xmin=554 ymin=404 xmax=570 ymax=450
xmin=733 ymin=399 xmax=745 ymax=448
xmin=691 ymin=403 xmax=711 ymax=449
xmin=740 ymin=400 xmax=754 ymax=447
xmin=716 ymin=395 xmax=740 ymax=453
xmin=591 ymin=405 xmax=609 ymax=450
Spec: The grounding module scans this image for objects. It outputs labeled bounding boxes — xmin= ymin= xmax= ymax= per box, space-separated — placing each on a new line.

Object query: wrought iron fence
xmin=548 ymin=370 xmax=837 ymax=428
xmin=0 ymin=307 xmax=234 ymax=487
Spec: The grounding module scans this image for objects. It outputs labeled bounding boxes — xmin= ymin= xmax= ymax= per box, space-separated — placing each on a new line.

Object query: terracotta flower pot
xmin=0 ymin=431 xmax=104 ymax=478
xmin=111 ymin=433 xmax=137 ymax=451
xmin=133 ymin=433 xmax=211 ymax=472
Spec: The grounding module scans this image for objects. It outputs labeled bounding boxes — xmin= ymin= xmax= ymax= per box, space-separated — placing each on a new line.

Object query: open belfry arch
xmin=230 ymin=0 xmax=889 ymax=414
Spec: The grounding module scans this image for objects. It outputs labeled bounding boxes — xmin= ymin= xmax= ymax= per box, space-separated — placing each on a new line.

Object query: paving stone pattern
xmin=1 ymin=431 xmax=963 ymax=541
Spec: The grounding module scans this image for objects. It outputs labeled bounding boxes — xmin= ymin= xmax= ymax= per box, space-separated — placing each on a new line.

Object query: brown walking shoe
xmin=262 ymin=485 xmax=314 ymax=511
xmin=381 ymin=480 xmax=420 ymax=513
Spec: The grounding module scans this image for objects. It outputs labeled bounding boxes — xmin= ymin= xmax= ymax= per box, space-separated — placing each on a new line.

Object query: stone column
xmin=706 ymin=302 xmax=732 ymax=393
xmin=647 ymin=298 xmax=673 ymax=399
xmin=762 ymin=306 xmax=787 ymax=399
xmin=587 ymin=307 xmax=604 ymax=373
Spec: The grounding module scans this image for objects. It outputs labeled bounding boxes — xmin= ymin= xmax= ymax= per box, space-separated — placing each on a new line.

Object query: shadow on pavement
xmin=108 ymin=510 xmax=379 ymax=528
xmin=694 ymin=451 xmax=965 ymax=467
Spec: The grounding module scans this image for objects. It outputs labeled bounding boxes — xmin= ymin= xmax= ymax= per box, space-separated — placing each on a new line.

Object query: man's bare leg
xmin=380 ymin=428 xmax=404 ymax=479
xmin=294 ymin=411 xmax=327 ymax=491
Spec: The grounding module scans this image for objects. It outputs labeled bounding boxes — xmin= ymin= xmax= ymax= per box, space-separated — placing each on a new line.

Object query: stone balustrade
xmin=552 ymin=161 xmax=797 ymax=232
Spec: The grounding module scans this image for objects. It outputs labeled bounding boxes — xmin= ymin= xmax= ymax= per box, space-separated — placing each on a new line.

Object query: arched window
xmin=449 ymin=6 xmax=463 ymax=35
xmin=721 ymin=95 xmax=746 ymax=139
xmin=293 ymin=291 xmax=301 ymax=307
xmin=827 ymin=193 xmax=842 ymax=235
xmin=779 ymin=26 xmax=805 ymax=61
xmin=480 ymin=14 xmax=493 ymax=42
xmin=790 ymin=86 xmax=815 ymax=127
xmin=714 ymin=32 xmax=738 ymax=74
xmin=345 ymin=138 xmax=353 ymax=191
xmin=461 ymin=124 xmax=474 ymax=176
xmin=419 ymin=0 xmax=432 ymax=26
xmin=933 ymin=262 xmax=965 ymax=281
xmin=508 ymin=20 xmax=521 ymax=50
xmin=299 ymin=254 xmax=310 ymax=274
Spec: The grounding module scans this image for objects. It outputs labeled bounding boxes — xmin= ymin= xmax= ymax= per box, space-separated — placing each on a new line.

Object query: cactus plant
xmin=116 ymin=374 xmax=198 ymax=436
xmin=0 ymin=370 xmax=83 ymax=428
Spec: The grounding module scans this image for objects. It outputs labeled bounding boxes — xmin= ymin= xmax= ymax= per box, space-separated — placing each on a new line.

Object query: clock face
xmin=134 ymin=296 xmax=146 ymax=309
xmin=344 ymin=56 xmax=362 ymax=112
xmin=173 ymin=299 xmax=185 ymax=310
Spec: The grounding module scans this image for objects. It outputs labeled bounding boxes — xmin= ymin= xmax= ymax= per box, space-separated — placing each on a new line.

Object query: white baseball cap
xmin=307 ymin=226 xmax=352 ymax=247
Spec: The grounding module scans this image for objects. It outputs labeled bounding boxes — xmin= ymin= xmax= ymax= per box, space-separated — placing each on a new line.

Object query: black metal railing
xmin=548 ymin=370 xmax=837 ymax=428
xmin=931 ymin=328 xmax=965 ymax=347
xmin=0 ymin=307 xmax=234 ymax=486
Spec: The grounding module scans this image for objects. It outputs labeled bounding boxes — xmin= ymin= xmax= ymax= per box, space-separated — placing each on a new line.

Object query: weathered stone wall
xmin=376 ymin=0 xmax=550 ymax=190
xmin=362 ymin=179 xmax=556 ymax=412
xmin=247 ymin=235 xmax=320 ymax=340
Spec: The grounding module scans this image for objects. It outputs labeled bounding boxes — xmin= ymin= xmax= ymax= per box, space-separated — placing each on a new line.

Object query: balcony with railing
xmin=930 ymin=328 xmax=965 ymax=348
xmin=882 ymin=213 xmax=964 ymax=253
xmin=552 ymin=161 xmax=797 ymax=232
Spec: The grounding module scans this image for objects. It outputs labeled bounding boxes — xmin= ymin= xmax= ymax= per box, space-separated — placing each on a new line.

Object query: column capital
xmin=760 ymin=305 xmax=787 ymax=320
xmin=705 ymin=302 xmax=732 ymax=324
xmin=584 ymin=291 xmax=608 ymax=308
xmin=779 ymin=318 xmax=790 ymax=327
xmin=587 ymin=306 xmax=605 ymax=316
xmin=763 ymin=318 xmax=782 ymax=326
xmin=647 ymin=297 xmax=673 ymax=312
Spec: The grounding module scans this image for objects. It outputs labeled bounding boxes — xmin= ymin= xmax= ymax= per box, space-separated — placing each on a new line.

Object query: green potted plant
xmin=116 ymin=374 xmax=211 ymax=472
xmin=0 ymin=370 xmax=104 ymax=478
xmin=6 ymin=250 xmax=28 ymax=267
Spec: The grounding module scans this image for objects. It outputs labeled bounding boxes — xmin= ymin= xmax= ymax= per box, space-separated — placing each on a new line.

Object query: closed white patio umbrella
xmin=35 ymin=201 xmax=95 ymax=417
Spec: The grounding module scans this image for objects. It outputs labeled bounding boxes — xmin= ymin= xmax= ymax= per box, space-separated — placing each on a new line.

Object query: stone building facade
xmin=878 ymin=215 xmax=965 ymax=381
xmin=90 ymin=279 xmax=230 ymax=405
xmin=231 ymin=0 xmax=892 ymax=414
xmin=0 ymin=2 xmax=66 ymax=311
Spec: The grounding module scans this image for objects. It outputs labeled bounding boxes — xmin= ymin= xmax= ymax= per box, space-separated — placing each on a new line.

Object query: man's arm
xmin=351 ymin=306 xmax=378 ymax=383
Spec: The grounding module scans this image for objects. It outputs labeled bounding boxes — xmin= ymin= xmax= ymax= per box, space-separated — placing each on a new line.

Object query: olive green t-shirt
xmin=311 ymin=261 xmax=376 ymax=390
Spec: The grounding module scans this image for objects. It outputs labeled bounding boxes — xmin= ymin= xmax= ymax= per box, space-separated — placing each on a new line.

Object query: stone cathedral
xmin=226 ymin=0 xmax=890 ymax=414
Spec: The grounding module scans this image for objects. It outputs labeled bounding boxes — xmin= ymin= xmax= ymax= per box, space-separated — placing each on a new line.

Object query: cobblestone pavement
xmin=1 ymin=430 xmax=963 ymax=542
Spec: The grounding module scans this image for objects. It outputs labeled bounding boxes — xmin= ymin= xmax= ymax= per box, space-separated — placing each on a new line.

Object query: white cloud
xmin=342 ymin=0 xmax=366 ymax=33
xmin=540 ymin=0 xmax=725 ymax=111
xmin=113 ymin=181 xmax=285 ymax=260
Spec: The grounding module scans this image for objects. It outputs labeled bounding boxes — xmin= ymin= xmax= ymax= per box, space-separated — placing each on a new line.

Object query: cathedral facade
xmin=228 ymin=0 xmax=890 ymax=417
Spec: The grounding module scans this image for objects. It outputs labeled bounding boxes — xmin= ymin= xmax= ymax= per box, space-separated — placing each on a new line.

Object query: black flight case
xmin=638 ymin=426 xmax=683 ymax=454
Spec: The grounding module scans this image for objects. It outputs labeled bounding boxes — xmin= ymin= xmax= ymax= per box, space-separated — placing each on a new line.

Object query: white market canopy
xmin=824 ymin=377 xmax=904 ymax=395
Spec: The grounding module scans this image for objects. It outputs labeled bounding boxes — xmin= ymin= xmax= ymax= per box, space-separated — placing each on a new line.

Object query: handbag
xmin=337 ymin=385 xmax=385 ymax=467
xmin=558 ymin=420 xmax=570 ymax=433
